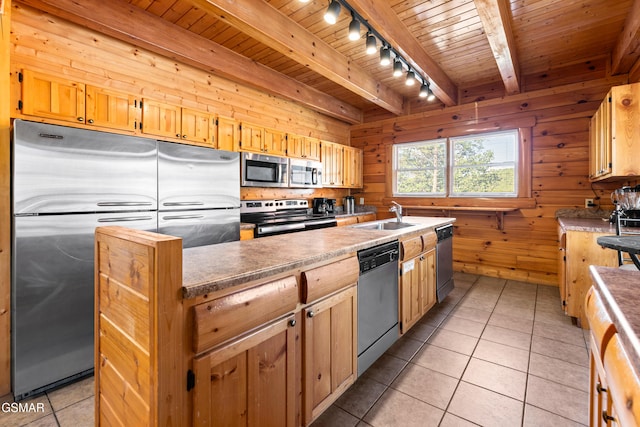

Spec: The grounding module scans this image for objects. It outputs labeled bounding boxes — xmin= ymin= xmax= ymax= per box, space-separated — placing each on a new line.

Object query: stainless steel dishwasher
xmin=435 ymin=224 xmax=455 ymax=302
xmin=357 ymin=241 xmax=399 ymax=377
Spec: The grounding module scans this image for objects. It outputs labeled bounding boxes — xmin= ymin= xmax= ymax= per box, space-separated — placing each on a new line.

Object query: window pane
xmin=394 ymin=140 xmax=446 ymax=196
xmin=451 ymin=130 xmax=518 ymax=196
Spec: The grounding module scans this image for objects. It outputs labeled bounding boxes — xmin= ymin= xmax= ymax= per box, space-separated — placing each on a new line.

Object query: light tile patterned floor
xmin=0 ymin=273 xmax=590 ymax=427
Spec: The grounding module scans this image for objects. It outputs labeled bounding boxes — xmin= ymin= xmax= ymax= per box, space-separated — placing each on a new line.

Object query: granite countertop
xmin=335 ymin=210 xmax=376 ymax=218
xmin=590 ymin=266 xmax=640 ymax=375
xmin=597 ymin=235 xmax=640 ymax=254
xmin=558 ymin=217 xmax=616 ymax=233
xmin=182 ymin=216 xmax=454 ymax=299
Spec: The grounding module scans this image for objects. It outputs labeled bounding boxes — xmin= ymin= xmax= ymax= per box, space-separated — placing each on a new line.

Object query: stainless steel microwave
xmin=289 ymin=158 xmax=323 ymax=188
xmin=241 ymin=152 xmax=288 ymax=187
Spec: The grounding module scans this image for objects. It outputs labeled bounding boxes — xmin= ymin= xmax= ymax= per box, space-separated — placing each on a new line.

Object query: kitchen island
xmin=93 ymin=216 xmax=454 ymax=427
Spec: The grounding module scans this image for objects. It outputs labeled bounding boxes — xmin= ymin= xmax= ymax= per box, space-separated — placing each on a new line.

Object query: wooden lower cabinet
xmin=399 ymin=233 xmax=437 ymax=334
xmin=302 ymin=286 xmax=357 ymax=425
xmin=193 ymin=312 xmax=301 ymax=427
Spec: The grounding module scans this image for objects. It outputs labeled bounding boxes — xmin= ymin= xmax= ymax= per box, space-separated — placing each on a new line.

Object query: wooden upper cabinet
xmin=20 ymin=69 xmax=86 ymax=124
xmin=181 ymin=108 xmax=213 ymax=146
xmin=216 ymin=116 xmax=239 ymax=151
xmin=239 ymin=122 xmax=264 ymax=153
xmin=343 ymin=146 xmax=363 ymax=188
xmin=141 ymin=98 xmax=180 ymax=139
xmin=321 ymin=141 xmax=345 ymax=187
xmin=590 ymin=82 xmax=640 ymax=181
xmin=288 ymin=134 xmax=321 ymax=160
xmin=85 ymin=85 xmax=137 ymax=132
xmin=264 ymin=128 xmax=287 ymax=156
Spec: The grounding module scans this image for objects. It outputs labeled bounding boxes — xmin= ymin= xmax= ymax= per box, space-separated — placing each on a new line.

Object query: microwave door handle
xmin=312 ymin=168 xmax=318 ymax=185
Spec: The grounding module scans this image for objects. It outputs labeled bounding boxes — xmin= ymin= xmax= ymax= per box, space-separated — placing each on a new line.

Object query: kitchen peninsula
xmin=93 ymin=217 xmax=454 ymax=426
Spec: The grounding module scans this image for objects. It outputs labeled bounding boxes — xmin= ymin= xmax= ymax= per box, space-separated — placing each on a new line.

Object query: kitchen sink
xmin=352 ymin=221 xmax=417 ymax=230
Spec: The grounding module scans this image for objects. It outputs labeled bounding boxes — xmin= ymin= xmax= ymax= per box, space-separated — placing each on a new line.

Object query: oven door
xmin=289 ymin=158 xmax=323 ymax=188
xmin=241 ymin=152 xmax=288 ymax=187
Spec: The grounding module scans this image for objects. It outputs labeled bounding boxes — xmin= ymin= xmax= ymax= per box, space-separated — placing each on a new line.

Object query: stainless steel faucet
xmin=389 ymin=201 xmax=403 ymax=223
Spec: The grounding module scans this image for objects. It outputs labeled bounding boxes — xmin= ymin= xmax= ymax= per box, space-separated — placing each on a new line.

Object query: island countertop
xmin=182 ymin=216 xmax=455 ymax=299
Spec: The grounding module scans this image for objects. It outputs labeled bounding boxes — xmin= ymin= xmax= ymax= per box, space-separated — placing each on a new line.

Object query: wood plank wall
xmin=351 ymin=73 xmax=632 ymax=286
xmin=1 ymin=3 xmax=352 ymax=396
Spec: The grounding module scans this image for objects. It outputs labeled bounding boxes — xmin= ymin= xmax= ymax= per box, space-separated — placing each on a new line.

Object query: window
xmin=393 ymin=129 xmax=519 ymax=197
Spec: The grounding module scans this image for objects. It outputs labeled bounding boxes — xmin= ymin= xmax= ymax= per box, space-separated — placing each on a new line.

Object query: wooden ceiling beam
xmin=611 ymin=0 xmax=640 ymax=75
xmin=474 ymin=0 xmax=521 ymax=95
xmin=347 ymin=0 xmax=459 ymax=106
xmin=191 ymin=0 xmax=405 ymax=115
xmin=17 ymin=0 xmax=364 ymax=124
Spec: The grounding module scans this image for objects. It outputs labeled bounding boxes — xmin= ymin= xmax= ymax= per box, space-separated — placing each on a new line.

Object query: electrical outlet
xmin=585 ymin=198 xmax=594 ymax=208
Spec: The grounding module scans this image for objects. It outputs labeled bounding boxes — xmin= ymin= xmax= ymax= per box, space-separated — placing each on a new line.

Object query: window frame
xmin=389 ymin=127 xmax=532 ymax=204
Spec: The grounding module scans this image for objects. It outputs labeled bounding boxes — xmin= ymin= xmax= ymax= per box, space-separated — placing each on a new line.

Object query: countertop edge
xmin=589 ymin=265 xmax=640 ymax=374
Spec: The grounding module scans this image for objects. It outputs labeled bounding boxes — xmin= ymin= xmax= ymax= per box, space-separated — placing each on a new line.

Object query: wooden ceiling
xmin=21 ymin=0 xmax=640 ymax=123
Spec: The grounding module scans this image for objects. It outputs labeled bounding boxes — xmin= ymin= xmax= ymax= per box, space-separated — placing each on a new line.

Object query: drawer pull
xmin=288 ymin=319 xmax=296 ymax=327
xmin=596 ymin=382 xmax=607 ymax=394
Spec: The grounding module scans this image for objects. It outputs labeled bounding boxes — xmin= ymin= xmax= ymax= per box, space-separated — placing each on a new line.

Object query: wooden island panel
xmin=94 ymin=226 xmax=185 ymax=427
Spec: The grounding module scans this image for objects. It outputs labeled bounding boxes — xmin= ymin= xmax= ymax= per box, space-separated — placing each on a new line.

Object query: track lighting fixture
xmin=348 ymin=14 xmax=360 ymax=41
xmin=365 ymin=32 xmax=377 ymax=54
xmin=393 ymin=58 xmax=403 ymax=77
xmin=406 ymin=70 xmax=416 ymax=86
xmin=324 ymin=0 xmax=341 ymax=25
xmin=380 ymin=46 xmax=391 ymax=66
xmin=302 ymin=0 xmax=437 ymax=101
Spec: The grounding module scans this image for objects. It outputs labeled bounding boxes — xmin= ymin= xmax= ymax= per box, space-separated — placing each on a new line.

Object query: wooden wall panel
xmin=351 ymin=78 xmax=630 ymax=286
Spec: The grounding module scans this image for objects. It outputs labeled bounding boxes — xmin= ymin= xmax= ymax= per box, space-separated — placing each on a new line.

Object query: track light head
xmin=393 ymin=58 xmax=403 ymax=77
xmin=324 ymin=0 xmax=341 ymax=25
xmin=348 ymin=15 xmax=360 ymax=41
xmin=406 ymin=70 xmax=416 ymax=86
xmin=427 ymin=84 xmax=436 ymax=102
xmin=419 ymin=82 xmax=428 ymax=98
xmin=380 ymin=46 xmax=391 ymax=66
xmin=365 ymin=33 xmax=377 ymax=54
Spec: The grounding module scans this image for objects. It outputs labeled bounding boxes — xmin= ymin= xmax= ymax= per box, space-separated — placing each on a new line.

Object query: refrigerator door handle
xmin=97 ymin=201 xmax=154 ymax=207
xmin=162 ymin=214 xmax=206 ymax=220
xmin=162 ymin=202 xmax=205 ymax=207
xmin=97 ymin=216 xmax=155 ymax=222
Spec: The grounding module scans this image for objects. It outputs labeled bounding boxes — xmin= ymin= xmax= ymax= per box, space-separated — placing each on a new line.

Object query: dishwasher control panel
xmin=358 ymin=241 xmax=399 ymax=273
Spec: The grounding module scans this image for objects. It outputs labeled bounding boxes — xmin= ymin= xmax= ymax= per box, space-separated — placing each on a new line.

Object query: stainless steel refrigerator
xmin=158 ymin=141 xmax=240 ymax=248
xmin=11 ymin=120 xmax=240 ymax=399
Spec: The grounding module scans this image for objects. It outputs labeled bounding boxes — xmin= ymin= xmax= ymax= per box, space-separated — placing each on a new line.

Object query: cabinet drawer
xmin=585 ymin=287 xmax=616 ymax=356
xmin=401 ymin=236 xmax=423 ymax=261
xmin=301 ymin=257 xmax=358 ymax=304
xmin=604 ymin=334 xmax=640 ymax=426
xmin=193 ymin=276 xmax=298 ymax=353
xmin=421 ymin=231 xmax=437 ymax=250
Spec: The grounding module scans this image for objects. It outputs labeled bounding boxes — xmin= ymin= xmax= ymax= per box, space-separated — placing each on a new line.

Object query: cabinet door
xmin=565 ymin=231 xmax=618 ymax=326
xmin=217 ymin=116 xmax=239 ymax=151
xmin=321 ymin=141 xmax=334 ymax=186
xmin=400 ymin=256 xmax=422 ymax=334
xmin=344 ymin=146 xmax=363 ymax=188
xmin=21 ymin=69 xmax=85 ymax=124
xmin=141 ymin=98 xmax=181 ymax=139
xmin=420 ymin=249 xmax=437 ymax=314
xmin=304 ymin=137 xmax=321 ymax=161
xmin=193 ymin=313 xmax=300 ymax=427
xmin=557 ymin=227 xmax=567 ymax=313
xmin=85 ymin=85 xmax=137 ymax=132
xmin=303 ymin=286 xmax=357 ymax=425
xmin=239 ymin=122 xmax=264 ymax=153
xmin=287 ymin=134 xmax=304 ymax=158
xmin=181 ymin=108 xmax=213 ymax=145
xmin=264 ymin=128 xmax=287 ymax=156
xmin=610 ymin=83 xmax=640 ymax=178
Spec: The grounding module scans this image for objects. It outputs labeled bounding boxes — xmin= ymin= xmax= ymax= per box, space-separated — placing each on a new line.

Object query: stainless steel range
xmin=240 ymin=199 xmax=337 ymax=238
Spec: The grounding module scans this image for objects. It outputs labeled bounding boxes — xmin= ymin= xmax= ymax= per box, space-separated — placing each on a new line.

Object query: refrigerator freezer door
xmin=12 ymin=213 xmax=158 ymax=399
xmin=158 ymin=208 xmax=240 ymax=248
xmin=158 ymin=141 xmax=240 ymax=210
xmin=13 ymin=120 xmax=157 ymax=214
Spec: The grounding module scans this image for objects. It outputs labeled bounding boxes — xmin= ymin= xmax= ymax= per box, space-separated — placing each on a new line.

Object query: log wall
xmin=351 ymin=75 xmax=633 ymax=286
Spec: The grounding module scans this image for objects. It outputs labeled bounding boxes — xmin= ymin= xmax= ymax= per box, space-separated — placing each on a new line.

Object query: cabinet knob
xmin=182 ymin=135 xmax=187 ymax=139
xmin=77 ymin=117 xmax=84 ymax=122
xmin=602 ymin=411 xmax=615 ymax=422
xmin=288 ymin=318 xmax=296 ymax=327
xmin=307 ymin=310 xmax=315 ymax=318
xmin=87 ymin=119 xmax=94 ymax=124
xmin=176 ymin=134 xmax=181 ymax=138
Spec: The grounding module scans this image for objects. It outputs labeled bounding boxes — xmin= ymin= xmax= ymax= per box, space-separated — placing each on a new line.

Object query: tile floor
xmin=0 ymin=272 xmax=590 ymax=427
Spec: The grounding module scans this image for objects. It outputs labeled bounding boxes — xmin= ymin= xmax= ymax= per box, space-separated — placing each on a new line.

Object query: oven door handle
xmin=258 ymin=222 xmax=306 ymax=234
